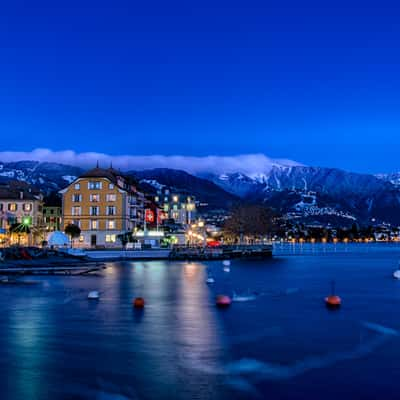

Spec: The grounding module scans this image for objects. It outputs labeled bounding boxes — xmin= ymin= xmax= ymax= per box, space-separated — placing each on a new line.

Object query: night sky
xmin=0 ymin=0 xmax=399 ymax=173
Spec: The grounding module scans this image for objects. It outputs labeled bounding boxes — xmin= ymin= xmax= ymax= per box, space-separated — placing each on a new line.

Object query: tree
xmin=64 ymin=224 xmax=81 ymax=247
xmin=223 ymin=205 xmax=278 ymax=243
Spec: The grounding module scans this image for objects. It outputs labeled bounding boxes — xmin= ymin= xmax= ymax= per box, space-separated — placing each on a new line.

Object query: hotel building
xmin=60 ymin=167 xmax=145 ymax=247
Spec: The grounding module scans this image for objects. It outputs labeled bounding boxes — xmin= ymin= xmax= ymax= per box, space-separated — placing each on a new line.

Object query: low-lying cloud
xmin=0 ymin=148 xmax=302 ymax=176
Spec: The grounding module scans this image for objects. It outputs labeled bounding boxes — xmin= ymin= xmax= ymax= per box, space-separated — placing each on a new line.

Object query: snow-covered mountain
xmin=0 ymin=161 xmax=83 ymax=192
xmin=376 ymin=172 xmax=400 ymax=188
xmin=207 ymin=166 xmax=400 ymax=225
xmin=0 ymin=159 xmax=400 ymax=225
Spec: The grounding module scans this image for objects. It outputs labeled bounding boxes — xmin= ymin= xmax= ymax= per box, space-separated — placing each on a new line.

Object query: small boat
xmin=222 ymin=260 xmax=231 ymax=267
xmin=88 ymin=291 xmax=100 ymax=300
xmin=232 ymin=290 xmax=257 ymax=302
xmin=223 ymin=266 xmax=230 ymax=273
xmin=206 ymin=277 xmax=215 ymax=284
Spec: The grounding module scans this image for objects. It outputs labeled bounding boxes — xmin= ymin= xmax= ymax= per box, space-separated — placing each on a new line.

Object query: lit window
xmin=8 ymin=203 xmax=17 ymax=212
xmin=107 ymin=220 xmax=116 ymax=229
xmin=91 ymin=220 xmax=98 ymax=230
xmin=155 ymin=196 xmax=159 ymax=202
xmin=105 ymin=234 xmax=116 ymax=243
xmin=106 ymin=194 xmax=116 ymax=202
xmin=109 ymin=183 xmax=114 ymax=189
xmin=173 ymin=195 xmax=178 ymax=202
xmin=79 ymin=235 xmax=84 ymax=242
xmin=74 ymin=183 xmax=80 ymax=190
xmin=23 ymin=203 xmax=32 ymax=212
xmin=90 ymin=194 xmax=100 ymax=202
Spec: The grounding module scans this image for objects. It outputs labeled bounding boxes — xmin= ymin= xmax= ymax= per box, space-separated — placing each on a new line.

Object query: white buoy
xmin=222 ymin=260 xmax=231 ymax=267
xmin=393 ymin=270 xmax=400 ymax=279
xmin=206 ymin=277 xmax=215 ymax=284
xmin=223 ymin=266 xmax=230 ymax=273
xmin=88 ymin=291 xmax=100 ymax=300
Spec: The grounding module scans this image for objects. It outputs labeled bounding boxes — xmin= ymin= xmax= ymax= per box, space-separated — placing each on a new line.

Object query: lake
xmin=1 ymin=243 xmax=400 ymax=399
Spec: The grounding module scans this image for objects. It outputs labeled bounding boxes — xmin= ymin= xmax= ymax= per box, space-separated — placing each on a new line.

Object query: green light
xmin=22 ymin=217 xmax=31 ymax=226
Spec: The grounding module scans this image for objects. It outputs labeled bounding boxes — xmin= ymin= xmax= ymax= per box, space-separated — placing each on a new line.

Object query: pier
xmin=169 ymin=244 xmax=273 ymax=260
xmin=0 ymin=260 xmax=106 ymax=276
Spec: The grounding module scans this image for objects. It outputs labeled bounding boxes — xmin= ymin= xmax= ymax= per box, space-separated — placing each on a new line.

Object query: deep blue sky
xmin=0 ymin=0 xmax=399 ymax=173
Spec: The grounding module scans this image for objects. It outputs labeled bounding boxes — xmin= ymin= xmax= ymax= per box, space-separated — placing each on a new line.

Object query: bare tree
xmin=223 ymin=205 xmax=277 ymax=243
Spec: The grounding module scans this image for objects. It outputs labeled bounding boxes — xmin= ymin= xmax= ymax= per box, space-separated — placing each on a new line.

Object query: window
xmin=8 ymin=203 xmax=17 ymax=212
xmin=106 ymin=206 xmax=116 ymax=216
xmin=109 ymin=183 xmax=114 ymax=189
xmin=107 ymin=220 xmax=116 ymax=229
xmin=72 ymin=219 xmax=81 ymax=228
xmin=106 ymin=194 xmax=116 ymax=202
xmin=74 ymin=183 xmax=80 ymax=190
xmin=91 ymin=220 xmax=98 ymax=230
xmin=173 ymin=195 xmax=179 ymax=202
xmin=88 ymin=181 xmax=102 ymax=190
xmin=72 ymin=194 xmax=82 ymax=202
xmin=0 ymin=203 xmax=3 ymax=211
xmin=173 ymin=204 xmax=178 ymax=210
xmin=106 ymin=234 xmax=116 ymax=243
xmin=90 ymin=206 xmax=99 ymax=216
xmin=155 ymin=196 xmax=159 ymax=202
xmin=79 ymin=235 xmax=84 ymax=242
xmin=22 ymin=203 xmax=32 ymax=212
xmin=90 ymin=194 xmax=100 ymax=202
xmin=72 ymin=206 xmax=81 ymax=216
xmin=50 ymin=209 xmax=54 ymax=215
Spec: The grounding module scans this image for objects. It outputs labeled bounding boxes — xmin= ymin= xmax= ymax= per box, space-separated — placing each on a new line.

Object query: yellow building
xmin=60 ymin=167 xmax=145 ymax=247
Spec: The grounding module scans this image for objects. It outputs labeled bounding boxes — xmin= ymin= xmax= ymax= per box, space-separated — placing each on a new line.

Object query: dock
xmin=169 ymin=244 xmax=273 ymax=260
xmin=0 ymin=261 xmax=106 ymax=276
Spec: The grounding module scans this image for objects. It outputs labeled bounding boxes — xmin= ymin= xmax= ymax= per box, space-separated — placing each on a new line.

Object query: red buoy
xmin=216 ymin=295 xmax=232 ymax=308
xmin=325 ymin=295 xmax=342 ymax=308
xmin=133 ymin=297 xmax=145 ymax=308
xmin=325 ymin=281 xmax=341 ymax=308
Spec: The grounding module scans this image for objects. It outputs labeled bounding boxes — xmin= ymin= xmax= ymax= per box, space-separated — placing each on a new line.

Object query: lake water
xmin=1 ymin=243 xmax=400 ymax=399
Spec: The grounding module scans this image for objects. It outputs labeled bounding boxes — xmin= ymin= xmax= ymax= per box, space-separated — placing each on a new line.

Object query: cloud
xmin=0 ymin=148 xmax=302 ymax=176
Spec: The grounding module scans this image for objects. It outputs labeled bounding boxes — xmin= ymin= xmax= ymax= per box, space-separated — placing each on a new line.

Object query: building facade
xmin=60 ymin=167 xmax=145 ymax=247
xmin=43 ymin=206 xmax=62 ymax=232
xmin=0 ymin=182 xmax=44 ymax=246
xmin=153 ymin=188 xmax=197 ymax=226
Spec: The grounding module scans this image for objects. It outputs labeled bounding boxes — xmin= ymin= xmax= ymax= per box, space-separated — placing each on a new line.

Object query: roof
xmin=0 ymin=187 xmax=39 ymax=201
xmin=76 ymin=167 xmax=140 ymax=192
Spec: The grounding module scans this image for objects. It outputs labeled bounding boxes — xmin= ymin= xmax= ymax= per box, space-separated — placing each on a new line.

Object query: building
xmin=43 ymin=192 xmax=63 ymax=233
xmin=0 ymin=181 xmax=44 ymax=246
xmin=60 ymin=167 xmax=145 ymax=247
xmin=43 ymin=206 xmax=62 ymax=232
xmin=153 ymin=187 xmax=197 ymax=226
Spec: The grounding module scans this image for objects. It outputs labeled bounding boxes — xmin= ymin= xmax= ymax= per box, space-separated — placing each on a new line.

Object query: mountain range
xmin=0 ymin=159 xmax=399 ymax=226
